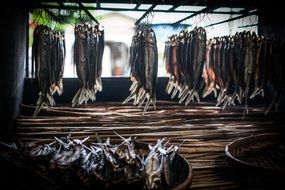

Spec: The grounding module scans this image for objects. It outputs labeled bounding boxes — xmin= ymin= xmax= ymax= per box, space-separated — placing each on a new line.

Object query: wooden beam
xmin=205 ymin=10 xmax=258 ymax=28
xmin=43 ymin=7 xmax=63 ymax=24
xmin=57 ymin=2 xmax=64 ymax=7
xmin=238 ymin=23 xmax=258 ymax=28
xmin=97 ymin=2 xmax=101 ymax=8
xmin=36 ymin=4 xmax=246 ymax=15
xmin=168 ymin=4 xmax=180 ymax=11
xmin=77 ymin=2 xmax=99 ymax=24
xmin=172 ymin=6 xmax=219 ymax=25
xmin=134 ymin=2 xmax=141 ymax=10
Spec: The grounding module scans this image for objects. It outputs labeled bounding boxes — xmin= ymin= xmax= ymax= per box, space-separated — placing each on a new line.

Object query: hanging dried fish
xmin=124 ymin=27 xmax=158 ymax=114
xmin=219 ymin=37 xmax=236 ymax=109
xmin=188 ymin=27 xmax=206 ymax=104
xmin=51 ymin=31 xmax=66 ymax=95
xmin=163 ymin=29 xmax=284 ymax=115
xmin=164 ymin=27 xmax=206 ymax=105
xmin=72 ymin=24 xmax=105 ymax=106
xmin=243 ymin=32 xmax=257 ymax=114
xmin=165 ymin=34 xmax=179 ymax=98
xmin=202 ymin=38 xmax=218 ymax=98
xmin=230 ymin=33 xmax=243 ymax=105
xmin=200 ymin=31 xmax=285 ymax=115
xmin=32 ymin=25 xmax=65 ymax=117
xmin=264 ymin=39 xmax=285 ymax=115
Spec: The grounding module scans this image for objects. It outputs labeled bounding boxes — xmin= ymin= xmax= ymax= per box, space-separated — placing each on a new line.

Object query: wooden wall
xmin=0 ymin=4 xmax=28 ymax=137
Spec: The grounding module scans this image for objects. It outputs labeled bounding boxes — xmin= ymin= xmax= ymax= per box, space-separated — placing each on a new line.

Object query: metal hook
xmin=201 ymin=13 xmax=208 ymax=27
xmin=146 ymin=11 xmax=154 ymax=25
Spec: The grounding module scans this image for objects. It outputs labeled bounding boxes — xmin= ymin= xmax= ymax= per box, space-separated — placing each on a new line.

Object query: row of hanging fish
xmin=203 ymin=32 xmax=257 ymax=113
xmin=32 ymin=25 xmax=65 ymax=117
xmin=72 ymin=24 xmax=105 ymax=107
xmin=124 ymin=27 xmax=158 ymax=115
xmin=164 ymin=27 xmax=206 ymax=105
xmin=0 ymin=135 xmax=182 ymax=189
xmin=164 ymin=28 xmax=285 ymax=115
xmin=203 ymin=31 xmax=285 ymax=114
xmin=254 ymin=36 xmax=285 ymax=114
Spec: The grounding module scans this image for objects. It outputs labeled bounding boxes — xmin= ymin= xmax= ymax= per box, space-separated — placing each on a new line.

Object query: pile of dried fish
xmin=0 ymin=135 xmax=186 ymax=189
xmin=32 ymin=25 xmax=65 ymax=117
xmin=72 ymin=24 xmax=105 ymax=106
xmin=203 ymin=32 xmax=285 ymax=114
xmin=124 ymin=27 xmax=158 ymax=115
xmin=164 ymin=27 xmax=206 ymax=105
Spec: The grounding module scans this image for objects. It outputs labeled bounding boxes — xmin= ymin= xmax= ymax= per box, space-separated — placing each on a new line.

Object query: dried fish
xmin=197 ymin=31 xmax=285 ymax=115
xmin=72 ymin=24 xmax=105 ymax=106
xmin=164 ymin=27 xmax=206 ymax=105
xmin=124 ymin=27 xmax=158 ymax=114
xmin=0 ymin=136 xmax=189 ymax=189
xmin=32 ymin=25 xmax=65 ymax=117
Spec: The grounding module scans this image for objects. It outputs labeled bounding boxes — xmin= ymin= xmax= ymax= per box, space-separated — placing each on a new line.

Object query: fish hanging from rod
xmin=72 ymin=24 xmax=105 ymax=106
xmin=163 ymin=28 xmax=284 ymax=115
xmin=164 ymin=27 xmax=206 ymax=105
xmin=123 ymin=27 xmax=158 ymax=115
xmin=32 ymin=25 xmax=65 ymax=117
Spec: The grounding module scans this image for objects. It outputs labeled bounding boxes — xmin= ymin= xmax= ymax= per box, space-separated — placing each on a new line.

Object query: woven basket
xmin=135 ymin=142 xmax=193 ymax=190
xmin=225 ymin=133 xmax=285 ymax=174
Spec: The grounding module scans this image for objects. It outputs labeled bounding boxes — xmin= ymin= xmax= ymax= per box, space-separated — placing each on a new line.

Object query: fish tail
xmin=143 ymin=95 xmax=151 ymax=115
xmin=138 ymin=92 xmax=147 ymax=108
xmin=185 ymin=91 xmax=194 ymax=106
xmin=135 ymin=87 xmax=144 ymax=105
xmin=178 ymin=85 xmax=187 ymax=98
xmin=167 ymin=79 xmax=175 ymax=94
xmin=96 ymin=78 xmax=103 ymax=92
xmin=265 ymin=94 xmax=276 ymax=115
xmin=171 ymin=83 xmax=179 ymax=99
xmin=152 ymin=95 xmax=156 ymax=110
xmin=165 ymin=78 xmax=172 ymax=92
xmin=72 ymin=88 xmax=81 ymax=107
xmin=33 ymin=101 xmax=44 ymax=117
xmin=193 ymin=90 xmax=200 ymax=102
xmin=178 ymin=88 xmax=189 ymax=103
xmin=129 ymin=80 xmax=138 ymax=92
xmin=78 ymin=88 xmax=87 ymax=105
xmin=123 ymin=92 xmax=136 ymax=104
xmin=202 ymin=87 xmax=210 ymax=98
xmin=250 ymin=88 xmax=258 ymax=99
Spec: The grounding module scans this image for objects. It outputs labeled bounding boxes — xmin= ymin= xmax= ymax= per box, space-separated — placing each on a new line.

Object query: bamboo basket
xmin=225 ymin=133 xmax=285 ymax=174
xmin=135 ymin=142 xmax=193 ymax=190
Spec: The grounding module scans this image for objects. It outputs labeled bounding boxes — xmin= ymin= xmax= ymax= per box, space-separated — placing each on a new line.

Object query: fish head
xmin=145 ymin=29 xmax=156 ymax=44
